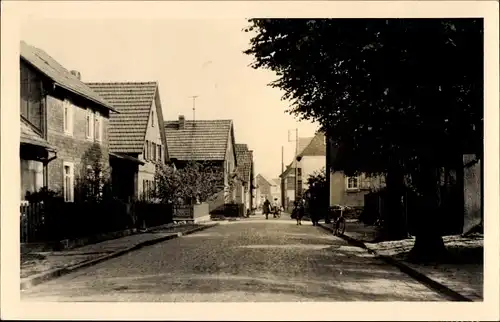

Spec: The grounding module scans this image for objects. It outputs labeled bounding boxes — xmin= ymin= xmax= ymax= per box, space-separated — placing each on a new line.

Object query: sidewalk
xmin=318 ymin=220 xmax=483 ymax=301
xmin=21 ymin=222 xmax=218 ymax=290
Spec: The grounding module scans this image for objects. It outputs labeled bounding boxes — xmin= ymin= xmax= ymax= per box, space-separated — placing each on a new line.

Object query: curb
xmin=317 ymin=223 xmax=473 ymax=302
xmin=20 ymin=223 xmax=219 ymax=291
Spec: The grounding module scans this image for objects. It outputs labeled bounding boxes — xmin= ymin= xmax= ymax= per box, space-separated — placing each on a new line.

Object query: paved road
xmin=21 ymin=216 xmax=446 ymax=301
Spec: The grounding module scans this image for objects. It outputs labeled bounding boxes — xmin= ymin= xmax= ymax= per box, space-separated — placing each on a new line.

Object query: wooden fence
xmin=20 ymin=199 xmax=173 ymax=244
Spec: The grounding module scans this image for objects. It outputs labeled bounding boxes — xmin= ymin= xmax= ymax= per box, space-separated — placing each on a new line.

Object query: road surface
xmin=21 ymin=216 xmax=446 ymax=301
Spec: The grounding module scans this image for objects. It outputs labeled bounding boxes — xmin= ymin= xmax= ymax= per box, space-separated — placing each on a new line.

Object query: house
xmin=279 ymin=164 xmax=296 ymax=212
xmin=295 ymin=131 xmax=327 ymax=195
xmin=86 ymin=82 xmax=168 ymax=201
xmin=164 ymin=116 xmax=238 ymax=212
xmin=270 ymin=178 xmax=281 ymax=205
xmin=234 ymin=144 xmax=255 ymax=214
xmin=326 ymin=136 xmax=385 ymax=208
xmin=255 ymin=174 xmax=273 ymax=207
xmin=20 ymin=41 xmax=120 ymax=202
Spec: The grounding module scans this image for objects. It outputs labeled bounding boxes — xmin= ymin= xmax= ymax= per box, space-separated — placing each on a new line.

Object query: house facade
xmin=326 ymin=135 xmax=385 ymax=208
xmin=235 ymin=144 xmax=255 ymax=214
xmin=270 ymin=178 xmax=281 ymax=205
xmin=255 ymin=174 xmax=273 ymax=207
xmin=164 ymin=117 xmax=238 ymax=212
xmin=279 ymin=164 xmax=296 ymax=212
xmin=87 ymin=82 xmax=168 ymax=201
xmin=295 ymin=131 xmax=327 ymax=195
xmin=20 ymin=41 xmax=116 ymax=202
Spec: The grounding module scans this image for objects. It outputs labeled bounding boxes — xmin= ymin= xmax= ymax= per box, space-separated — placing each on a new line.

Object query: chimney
xmin=70 ymin=70 xmax=81 ymax=80
xmin=178 ymin=115 xmax=185 ymax=129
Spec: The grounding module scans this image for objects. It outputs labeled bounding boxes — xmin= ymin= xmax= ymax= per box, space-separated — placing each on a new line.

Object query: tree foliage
xmin=244 ymin=18 xmax=483 ymax=261
xmin=155 ymin=161 xmax=228 ymax=205
xmin=244 ymin=19 xmax=483 ymax=178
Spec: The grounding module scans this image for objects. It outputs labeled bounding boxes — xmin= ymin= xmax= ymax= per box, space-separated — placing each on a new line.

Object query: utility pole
xmin=188 ymin=95 xmax=199 ymax=161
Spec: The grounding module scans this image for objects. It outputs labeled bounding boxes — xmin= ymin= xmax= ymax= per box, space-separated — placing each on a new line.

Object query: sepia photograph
xmin=1 ymin=0 xmax=499 ymax=320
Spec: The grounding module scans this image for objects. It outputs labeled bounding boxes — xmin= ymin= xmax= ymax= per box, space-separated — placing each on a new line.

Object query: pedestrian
xmin=263 ymin=197 xmax=271 ymax=220
xmin=295 ymin=199 xmax=304 ymax=225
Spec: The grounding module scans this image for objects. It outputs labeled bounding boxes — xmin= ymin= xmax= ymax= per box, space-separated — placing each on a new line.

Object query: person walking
xmin=263 ymin=198 xmax=271 ymax=220
xmin=295 ymin=199 xmax=304 ymax=225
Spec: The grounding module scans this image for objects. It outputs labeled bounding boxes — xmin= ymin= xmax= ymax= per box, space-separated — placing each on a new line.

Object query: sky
xmin=20 ymin=18 xmax=320 ymax=180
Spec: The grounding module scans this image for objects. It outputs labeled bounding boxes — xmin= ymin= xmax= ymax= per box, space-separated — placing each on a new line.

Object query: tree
xmin=304 ymin=167 xmax=329 ymax=219
xmin=75 ymin=143 xmax=112 ymax=203
xmin=155 ymin=161 xmax=229 ymax=206
xmin=244 ymin=18 xmax=483 ymax=261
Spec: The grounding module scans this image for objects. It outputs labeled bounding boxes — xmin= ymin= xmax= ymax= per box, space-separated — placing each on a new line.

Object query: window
xmin=63 ymin=162 xmax=74 ymax=202
xmin=346 ymin=176 xmax=359 ymax=190
xmin=85 ymin=109 xmax=94 ymax=140
xmin=94 ymin=111 xmax=102 ymax=141
xmin=145 ymin=140 xmax=149 ymax=160
xmin=20 ymin=63 xmax=44 ymax=132
xmin=158 ymin=145 xmax=162 ymax=162
xmin=152 ymin=142 xmax=157 ymax=161
xmin=297 ymin=168 xmax=302 ymax=177
xmin=63 ymin=100 xmax=73 ymax=135
xmin=151 ymin=110 xmax=155 ymax=127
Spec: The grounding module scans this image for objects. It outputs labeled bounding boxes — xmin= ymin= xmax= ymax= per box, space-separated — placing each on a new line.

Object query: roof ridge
xmin=86 ymin=81 xmax=158 ymax=85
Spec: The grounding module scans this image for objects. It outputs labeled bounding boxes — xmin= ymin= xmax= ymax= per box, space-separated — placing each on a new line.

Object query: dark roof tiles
xmin=87 ymin=82 xmax=158 ymax=154
xmin=164 ymin=119 xmax=233 ymax=161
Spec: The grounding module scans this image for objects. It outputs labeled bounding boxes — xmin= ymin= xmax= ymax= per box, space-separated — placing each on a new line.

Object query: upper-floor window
xmin=85 ymin=109 xmax=94 ymax=140
xmin=152 ymin=142 xmax=157 ymax=161
xmin=158 ymin=145 xmax=162 ymax=163
xmin=63 ymin=99 xmax=74 ymax=136
xmin=145 ymin=140 xmax=150 ymax=160
xmin=346 ymin=176 xmax=359 ymax=190
xmin=297 ymin=168 xmax=302 ymax=177
xmin=94 ymin=111 xmax=102 ymax=142
xmin=20 ymin=63 xmax=43 ymax=132
xmin=151 ymin=110 xmax=155 ymax=127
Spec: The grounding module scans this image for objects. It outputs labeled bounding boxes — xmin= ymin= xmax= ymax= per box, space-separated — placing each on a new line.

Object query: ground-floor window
xmin=63 ymin=161 xmax=74 ymax=202
xmin=20 ymin=159 xmax=44 ymax=200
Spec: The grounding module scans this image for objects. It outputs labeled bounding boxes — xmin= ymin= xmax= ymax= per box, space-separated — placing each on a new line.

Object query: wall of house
xmin=46 ymin=94 xmax=110 ymax=195
xmin=329 ymin=171 xmax=381 ymax=207
xmin=463 ymin=154 xmax=481 ymax=234
xmin=137 ymin=99 xmax=164 ymax=198
xmin=299 ymin=155 xmax=326 ymax=191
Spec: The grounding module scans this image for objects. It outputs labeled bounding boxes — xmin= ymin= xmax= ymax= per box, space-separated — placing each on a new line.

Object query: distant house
xmin=270 ymin=178 xmax=281 ymax=204
xmin=234 ymin=144 xmax=255 ymax=214
xmin=164 ymin=116 xmax=238 ymax=211
xmin=20 ymin=41 xmax=118 ymax=202
xmin=295 ymin=131 xmax=327 ymax=195
xmin=255 ymin=174 xmax=273 ymax=207
xmin=326 ymin=136 xmax=385 ymax=208
xmin=279 ymin=164 xmax=296 ymax=212
xmin=87 ymin=82 xmax=168 ymax=201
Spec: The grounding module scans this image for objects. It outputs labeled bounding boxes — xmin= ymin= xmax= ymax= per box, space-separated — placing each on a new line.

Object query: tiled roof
xmin=256 ymin=174 xmax=273 ymax=187
xmin=20 ymin=117 xmax=56 ymax=151
xmin=86 ymin=82 xmax=158 ymax=154
xmin=235 ymin=144 xmax=253 ymax=183
xmin=164 ymin=119 xmax=233 ymax=161
xmin=20 ymin=41 xmax=116 ymax=112
xmin=297 ymin=132 xmax=326 ymax=158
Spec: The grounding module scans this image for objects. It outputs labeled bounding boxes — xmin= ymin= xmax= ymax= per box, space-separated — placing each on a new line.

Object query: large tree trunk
xmin=382 ymin=166 xmax=409 ymax=241
xmin=408 ymin=157 xmax=447 ymax=263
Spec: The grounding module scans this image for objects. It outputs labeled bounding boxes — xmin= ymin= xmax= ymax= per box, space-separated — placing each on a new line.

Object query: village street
xmin=21 ymin=217 xmax=447 ymax=302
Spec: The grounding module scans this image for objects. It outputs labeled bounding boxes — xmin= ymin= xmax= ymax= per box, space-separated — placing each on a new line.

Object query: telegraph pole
xmin=281 ymin=146 xmax=285 ymax=208
xmin=188 ymin=95 xmax=199 ymax=161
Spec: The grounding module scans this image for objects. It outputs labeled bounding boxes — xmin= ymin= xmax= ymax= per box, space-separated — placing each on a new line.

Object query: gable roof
xmin=297 ymin=132 xmax=326 ymax=159
xmin=86 ymin=82 xmax=160 ymax=154
xmin=164 ymin=119 xmax=235 ymax=161
xmin=271 ymin=178 xmax=281 ymax=186
xmin=235 ymin=144 xmax=253 ymax=183
xmin=20 ymin=41 xmax=116 ymax=112
xmin=256 ymin=174 xmax=273 ymax=187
